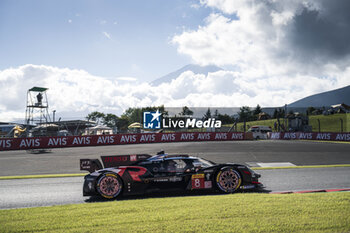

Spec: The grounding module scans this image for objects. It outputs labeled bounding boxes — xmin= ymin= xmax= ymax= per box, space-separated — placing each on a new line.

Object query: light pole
xmin=53 ymin=110 xmax=56 ymax=122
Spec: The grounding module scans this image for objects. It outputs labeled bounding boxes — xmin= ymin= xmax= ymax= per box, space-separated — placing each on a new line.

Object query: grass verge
xmin=1 ymin=192 xmax=349 ymax=232
xmin=224 ymin=113 xmax=349 ymax=133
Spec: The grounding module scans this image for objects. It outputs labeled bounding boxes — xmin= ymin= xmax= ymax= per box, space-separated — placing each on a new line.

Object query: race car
xmin=80 ymin=151 xmax=262 ymax=199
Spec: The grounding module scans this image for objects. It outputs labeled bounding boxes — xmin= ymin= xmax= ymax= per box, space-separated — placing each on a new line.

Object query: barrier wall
xmin=0 ymin=132 xmax=253 ymax=151
xmin=269 ymin=132 xmax=350 ymax=141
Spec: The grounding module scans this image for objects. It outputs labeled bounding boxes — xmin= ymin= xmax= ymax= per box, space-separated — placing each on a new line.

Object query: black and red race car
xmin=80 ymin=151 xmax=262 ymax=199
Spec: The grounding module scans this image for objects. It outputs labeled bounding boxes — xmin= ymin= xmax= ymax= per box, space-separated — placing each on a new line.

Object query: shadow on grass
xmin=84 ymin=187 xmax=271 ymax=203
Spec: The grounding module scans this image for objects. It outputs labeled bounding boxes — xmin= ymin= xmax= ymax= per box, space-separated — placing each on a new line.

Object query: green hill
xmin=226 ymin=113 xmax=349 ymax=133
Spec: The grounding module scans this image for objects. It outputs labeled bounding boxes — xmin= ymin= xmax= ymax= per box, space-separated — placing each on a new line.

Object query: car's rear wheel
xmin=97 ymin=172 xmax=123 ymax=199
xmin=215 ymin=167 xmax=241 ymax=193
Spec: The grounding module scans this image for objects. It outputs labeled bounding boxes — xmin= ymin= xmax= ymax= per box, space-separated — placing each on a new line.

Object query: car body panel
xmin=81 ymin=152 xmax=261 ymax=198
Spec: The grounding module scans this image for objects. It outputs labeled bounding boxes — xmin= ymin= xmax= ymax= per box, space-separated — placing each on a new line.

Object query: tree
xmin=273 ymin=108 xmax=285 ymax=118
xmin=180 ymin=106 xmax=193 ymax=116
xmin=238 ymin=106 xmax=252 ymax=122
xmin=116 ymin=115 xmax=130 ymax=132
xmin=214 ymin=109 xmax=219 ymax=118
xmin=253 ymin=104 xmax=262 ymax=115
xmin=103 ymin=113 xmax=119 ymax=128
xmin=86 ymin=111 xmax=105 ymax=124
xmin=122 ymin=105 xmax=168 ymax=123
xmin=306 ymin=106 xmax=315 ymax=116
xmin=203 ymin=108 xmax=212 ymax=120
xmin=217 ymin=114 xmax=235 ymax=124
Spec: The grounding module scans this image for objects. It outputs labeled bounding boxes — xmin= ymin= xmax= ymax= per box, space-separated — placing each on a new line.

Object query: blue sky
xmin=0 ymin=0 xmax=212 ymax=81
xmin=0 ymin=0 xmax=349 ymax=122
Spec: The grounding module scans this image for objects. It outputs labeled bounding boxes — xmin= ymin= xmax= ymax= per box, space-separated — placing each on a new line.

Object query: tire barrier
xmin=269 ymin=132 xmax=350 ymax=142
xmin=0 ymin=132 xmax=253 ymax=151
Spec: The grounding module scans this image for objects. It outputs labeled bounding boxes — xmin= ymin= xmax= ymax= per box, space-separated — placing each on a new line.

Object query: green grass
xmin=309 ymin=114 xmax=350 ymax=132
xmin=224 ymin=113 xmax=349 ymax=133
xmin=1 ymin=192 xmax=349 ymax=233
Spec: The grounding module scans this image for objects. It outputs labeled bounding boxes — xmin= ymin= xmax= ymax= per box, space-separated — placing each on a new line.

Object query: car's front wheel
xmin=215 ymin=167 xmax=241 ymax=193
xmin=96 ymin=172 xmax=123 ymax=199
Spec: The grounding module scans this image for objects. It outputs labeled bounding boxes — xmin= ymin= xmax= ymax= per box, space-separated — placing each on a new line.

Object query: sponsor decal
xmin=120 ymin=134 xmax=137 ymax=143
xmin=204 ymin=181 xmax=212 ymax=189
xmin=298 ymin=133 xmax=313 ymax=140
xmin=97 ymin=136 xmax=115 ymax=144
xmin=192 ymin=174 xmax=205 ymax=179
xmin=192 ymin=173 xmax=205 ymax=189
xmin=240 ymin=185 xmax=255 ymax=190
xmin=140 ymin=134 xmax=156 ymax=142
xmin=316 ymin=133 xmax=331 ymax=140
xmin=153 ymin=178 xmax=170 ymax=182
xmin=215 ymin=133 xmax=227 ymax=140
xmin=169 ymin=177 xmax=182 ymax=182
xmin=130 ymin=155 xmax=137 ymax=161
xmin=48 ymin=137 xmax=67 ymax=146
xmin=128 ymin=167 xmax=148 ymax=182
xmin=80 ymin=159 xmax=92 ymax=170
xmin=72 ymin=136 xmax=91 ymax=145
xmin=0 ymin=139 xmax=11 ymax=148
xmin=205 ymin=173 xmax=211 ymax=180
xmin=19 ymin=138 xmax=40 ymax=148
xmin=231 ymin=133 xmax=243 ymax=139
xmin=335 ymin=133 xmax=350 ymax=141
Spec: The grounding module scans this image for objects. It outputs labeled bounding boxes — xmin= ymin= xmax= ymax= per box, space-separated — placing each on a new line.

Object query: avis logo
xmin=143 ymin=110 xmax=162 ymax=129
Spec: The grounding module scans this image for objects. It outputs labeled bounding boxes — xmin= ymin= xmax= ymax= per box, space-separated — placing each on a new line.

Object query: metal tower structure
xmin=25 ymin=87 xmax=51 ymax=125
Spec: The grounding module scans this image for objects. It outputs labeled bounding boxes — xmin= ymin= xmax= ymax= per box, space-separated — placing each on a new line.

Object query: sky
xmin=1 ymin=0 xmax=350 ymax=122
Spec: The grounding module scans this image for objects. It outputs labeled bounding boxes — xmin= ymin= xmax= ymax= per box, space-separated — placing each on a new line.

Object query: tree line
xmin=86 ymin=105 xmax=289 ymax=131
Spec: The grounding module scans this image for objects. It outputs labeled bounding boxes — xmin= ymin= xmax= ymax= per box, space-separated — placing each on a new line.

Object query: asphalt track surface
xmin=0 ymin=140 xmax=350 ymax=209
xmin=0 ymin=140 xmax=350 ymax=176
xmin=1 ymin=167 xmax=349 ymax=209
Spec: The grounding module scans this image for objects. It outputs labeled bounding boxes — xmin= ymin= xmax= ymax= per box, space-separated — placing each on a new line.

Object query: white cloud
xmin=115 ymin=77 xmax=138 ymax=82
xmin=102 ymin=31 xmax=111 ymax=40
xmin=1 ymin=1 xmax=350 ymax=122
xmin=0 ymin=64 xmax=348 ymax=122
xmin=68 ymin=19 xmax=72 ymax=23
xmin=173 ymin=0 xmax=350 ymax=83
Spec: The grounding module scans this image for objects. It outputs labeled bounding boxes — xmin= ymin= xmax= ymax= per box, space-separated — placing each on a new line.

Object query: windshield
xmin=194 ymin=158 xmax=215 ymax=168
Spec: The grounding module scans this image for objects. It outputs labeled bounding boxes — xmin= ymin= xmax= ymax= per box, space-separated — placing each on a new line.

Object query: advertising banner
xmin=0 ymin=132 xmax=252 ymax=151
xmin=269 ymin=132 xmax=350 ymax=141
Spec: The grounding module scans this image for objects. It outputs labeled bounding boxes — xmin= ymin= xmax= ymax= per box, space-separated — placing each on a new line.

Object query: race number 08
xmin=194 ymin=178 xmax=201 ymax=188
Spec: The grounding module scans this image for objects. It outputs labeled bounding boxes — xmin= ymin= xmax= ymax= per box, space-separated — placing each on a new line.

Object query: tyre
xmin=215 ymin=167 xmax=241 ymax=193
xmin=96 ymin=172 xmax=123 ymax=199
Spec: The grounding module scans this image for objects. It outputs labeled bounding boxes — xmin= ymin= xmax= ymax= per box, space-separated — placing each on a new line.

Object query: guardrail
xmin=0 ymin=132 xmax=253 ymax=151
xmin=268 ymin=132 xmax=350 ymax=141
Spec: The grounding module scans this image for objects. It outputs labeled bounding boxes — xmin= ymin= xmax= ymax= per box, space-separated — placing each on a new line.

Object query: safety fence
xmin=0 ymin=132 xmax=253 ymax=151
xmin=269 ymin=132 xmax=350 ymax=141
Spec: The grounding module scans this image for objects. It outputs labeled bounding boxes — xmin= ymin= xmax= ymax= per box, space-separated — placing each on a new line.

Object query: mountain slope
xmin=150 ymin=64 xmax=222 ymax=86
xmin=288 ymin=85 xmax=350 ymax=107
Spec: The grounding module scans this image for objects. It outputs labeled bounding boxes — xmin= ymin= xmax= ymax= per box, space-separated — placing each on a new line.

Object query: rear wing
xmin=80 ymin=154 xmax=152 ymax=173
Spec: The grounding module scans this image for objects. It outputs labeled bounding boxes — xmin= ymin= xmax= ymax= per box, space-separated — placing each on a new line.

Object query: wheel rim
xmin=217 ymin=170 xmax=240 ymax=192
xmin=98 ymin=174 xmax=121 ymax=198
